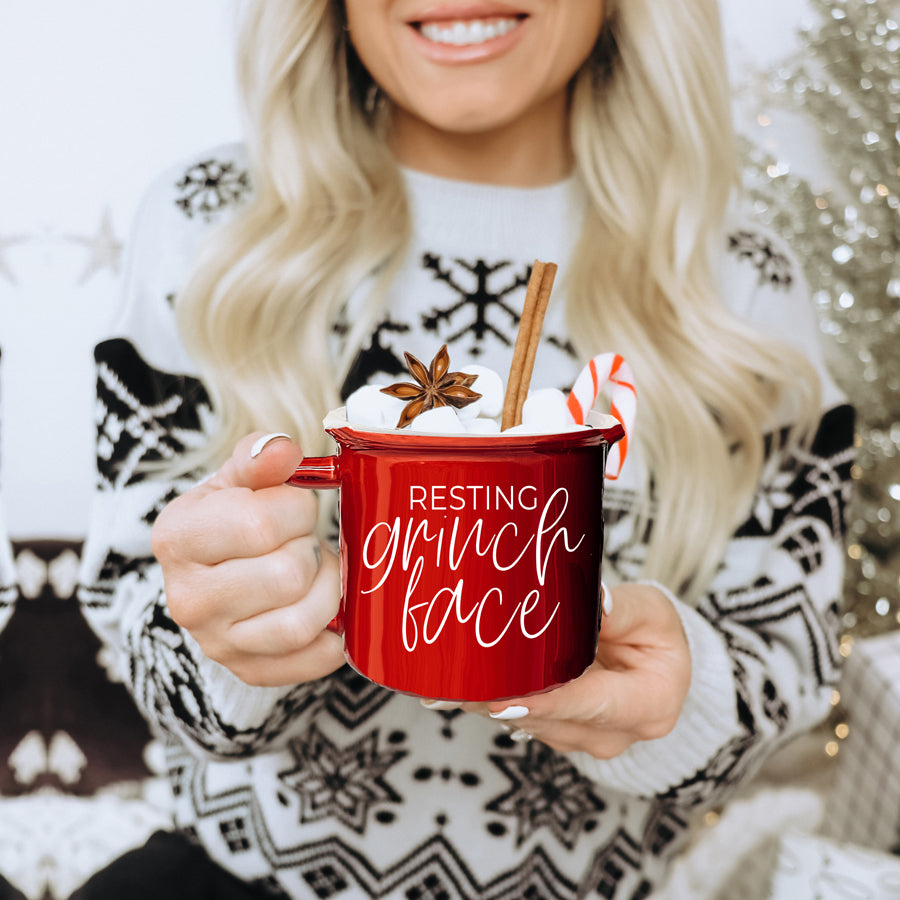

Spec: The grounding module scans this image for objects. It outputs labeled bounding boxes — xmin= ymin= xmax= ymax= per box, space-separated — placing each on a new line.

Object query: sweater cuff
xmin=569 ymin=582 xmax=739 ymax=797
xmin=183 ymin=631 xmax=298 ymax=732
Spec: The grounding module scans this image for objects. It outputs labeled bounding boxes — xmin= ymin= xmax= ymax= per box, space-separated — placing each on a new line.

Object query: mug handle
xmin=286 ymin=455 xmax=343 ymax=634
xmin=287 ymin=456 xmax=341 ymax=489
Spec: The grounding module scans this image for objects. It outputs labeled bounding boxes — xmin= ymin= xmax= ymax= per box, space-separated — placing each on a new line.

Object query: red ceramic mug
xmin=288 ymin=410 xmax=625 ymax=701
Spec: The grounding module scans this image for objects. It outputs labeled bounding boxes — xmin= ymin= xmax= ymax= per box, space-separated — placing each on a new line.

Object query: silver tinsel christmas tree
xmin=740 ymin=0 xmax=899 ymax=638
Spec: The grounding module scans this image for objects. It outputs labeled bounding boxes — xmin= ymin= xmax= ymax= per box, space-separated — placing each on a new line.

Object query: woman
xmin=76 ymin=1 xmax=854 ymax=897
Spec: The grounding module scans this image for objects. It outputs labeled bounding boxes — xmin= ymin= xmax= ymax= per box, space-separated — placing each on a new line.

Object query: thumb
xmin=205 ymin=432 xmax=305 ymax=493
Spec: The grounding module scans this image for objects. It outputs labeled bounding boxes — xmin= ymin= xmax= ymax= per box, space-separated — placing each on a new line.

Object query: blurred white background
xmin=0 ymin=1 xmax=242 ymax=539
xmin=0 ymin=0 xmax=827 ymax=540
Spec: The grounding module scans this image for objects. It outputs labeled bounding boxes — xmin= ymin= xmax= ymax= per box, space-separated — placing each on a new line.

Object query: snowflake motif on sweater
xmin=77 ymin=145 xmax=855 ymax=900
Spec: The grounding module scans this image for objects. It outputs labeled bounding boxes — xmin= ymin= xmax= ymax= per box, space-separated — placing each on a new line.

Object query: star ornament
xmin=381 ymin=344 xmax=481 ymax=429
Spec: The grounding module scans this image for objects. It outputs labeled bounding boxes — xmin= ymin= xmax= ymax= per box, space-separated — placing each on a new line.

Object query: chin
xmin=419 ymin=99 xmax=527 ymax=136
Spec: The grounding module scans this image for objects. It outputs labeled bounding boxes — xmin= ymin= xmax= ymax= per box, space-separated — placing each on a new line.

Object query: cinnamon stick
xmin=501 ymin=260 xmax=557 ymax=430
xmin=515 ymin=262 xmax=556 ymax=418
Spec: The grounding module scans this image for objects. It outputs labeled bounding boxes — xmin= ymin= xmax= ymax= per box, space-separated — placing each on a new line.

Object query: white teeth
xmin=419 ymin=17 xmax=520 ymax=46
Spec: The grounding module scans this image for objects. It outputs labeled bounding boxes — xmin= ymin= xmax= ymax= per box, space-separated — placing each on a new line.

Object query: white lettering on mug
xmin=518 ymin=485 xmax=538 ymax=510
xmin=401 ymin=580 xmax=561 ymax=651
xmin=407 ymin=484 xmax=547 ymax=512
xmin=535 ymin=489 xmax=584 ymax=585
xmin=491 ymin=522 xmax=534 ymax=572
xmin=363 ymin=487 xmax=583 ymax=652
xmin=361 ymin=520 xmax=399 ymax=593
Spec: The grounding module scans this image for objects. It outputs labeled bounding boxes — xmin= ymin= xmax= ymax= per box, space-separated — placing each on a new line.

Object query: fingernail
xmin=420 ymin=699 xmax=460 ymax=711
xmin=250 ymin=433 xmax=292 ymax=459
xmin=489 ymin=706 xmax=529 ymax=721
xmin=601 ymin=580 xmax=614 ymax=616
xmin=510 ymin=729 xmax=534 ymax=743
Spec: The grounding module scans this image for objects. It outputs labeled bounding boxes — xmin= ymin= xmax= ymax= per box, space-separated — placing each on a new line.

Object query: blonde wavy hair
xmin=175 ymin=0 xmax=820 ymax=604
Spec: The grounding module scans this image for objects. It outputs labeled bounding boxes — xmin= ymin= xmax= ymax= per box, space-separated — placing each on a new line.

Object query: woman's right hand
xmin=151 ymin=432 xmax=345 ymax=687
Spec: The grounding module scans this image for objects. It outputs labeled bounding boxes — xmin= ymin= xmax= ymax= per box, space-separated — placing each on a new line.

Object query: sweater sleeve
xmin=569 ymin=223 xmax=854 ymax=804
xmin=77 ymin=148 xmax=331 ymax=760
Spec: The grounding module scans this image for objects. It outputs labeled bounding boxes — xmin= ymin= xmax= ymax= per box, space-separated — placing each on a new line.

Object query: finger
xmin=486 ymin=668 xmax=615 ymax=726
xmin=225 ymin=629 xmax=346 ymax=688
xmin=165 ymin=534 xmax=326 ymax=632
xmin=163 ymin=483 xmax=319 ymax=566
xmin=487 ymin=663 xmax=676 ymax=731
xmin=203 ymin=431 xmax=305 ymax=494
xmin=225 ymin=549 xmax=341 ymax=654
xmin=595 ymin=583 xmax=684 ymax=647
xmin=517 ymin=720 xmax=639 ymax=759
xmin=218 ymin=534 xmax=325 ymax=619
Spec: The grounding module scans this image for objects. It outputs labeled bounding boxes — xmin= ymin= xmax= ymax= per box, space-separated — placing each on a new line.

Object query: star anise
xmin=381 ymin=344 xmax=481 ymax=429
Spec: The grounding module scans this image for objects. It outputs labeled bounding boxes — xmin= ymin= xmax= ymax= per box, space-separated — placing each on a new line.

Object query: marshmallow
xmin=500 ymin=423 xmax=542 ymax=435
xmin=407 ymin=406 xmax=468 ymax=434
xmin=345 ymin=384 xmax=406 ymax=429
xmin=465 ymin=417 xmax=501 ymax=435
xmin=522 ymin=388 xmax=573 ymax=432
xmin=344 ymin=370 xmax=596 ymax=439
xmin=459 ymin=365 xmax=505 ymax=419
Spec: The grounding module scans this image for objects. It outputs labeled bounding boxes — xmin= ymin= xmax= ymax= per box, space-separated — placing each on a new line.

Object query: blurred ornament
xmin=64 ymin=206 xmax=123 ymax=285
xmin=739 ymin=0 xmax=899 ymax=637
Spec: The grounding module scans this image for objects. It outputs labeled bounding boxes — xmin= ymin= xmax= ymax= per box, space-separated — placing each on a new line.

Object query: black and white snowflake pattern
xmin=660 ymin=728 xmax=763 ymax=812
xmin=578 ymin=829 xmax=645 ymax=900
xmin=94 ymin=339 xmax=212 ymax=489
xmin=641 ymin=804 xmax=690 ymax=858
xmin=340 ymin=316 xmax=411 ymax=400
xmin=174 ymin=158 xmax=252 ymax=221
xmin=124 ymin=587 xmax=331 ymax=758
xmin=301 ymin=864 xmax=349 ymax=899
xmin=78 ymin=548 xmax=157 ymax=611
xmin=277 ymin=724 xmax=407 ymax=834
xmin=787 ymin=406 xmax=856 ymax=531
xmin=168 ymin=745 xmax=589 ymax=900
xmin=740 ymin=406 xmax=855 ymax=542
xmin=726 ymin=229 xmax=794 ymax=288
xmin=321 ymin=667 xmax=398 ymax=730
xmin=658 ymin=577 xmax=842 ymax=808
xmin=141 ymin=486 xmax=183 ymax=528
xmin=601 ymin=401 xmax=854 ymax=816
xmin=487 ymin=741 xmax=606 ymax=850
xmin=420 ymin=256 xmax=531 ymax=356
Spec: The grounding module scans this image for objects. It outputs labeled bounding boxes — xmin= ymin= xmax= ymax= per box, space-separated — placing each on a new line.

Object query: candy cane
xmin=566 ymin=353 xmax=636 ymax=480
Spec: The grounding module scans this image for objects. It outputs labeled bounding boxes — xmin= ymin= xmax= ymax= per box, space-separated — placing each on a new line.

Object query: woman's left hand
xmin=456 ymin=583 xmax=692 ymax=758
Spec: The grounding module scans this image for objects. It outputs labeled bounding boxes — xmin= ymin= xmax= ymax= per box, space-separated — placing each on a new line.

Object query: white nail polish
xmin=420 ymin=699 xmax=460 ymax=711
xmin=489 ymin=705 xmax=530 ymax=721
xmin=601 ymin=580 xmax=614 ymax=616
xmin=250 ymin=432 xmax=292 ymax=459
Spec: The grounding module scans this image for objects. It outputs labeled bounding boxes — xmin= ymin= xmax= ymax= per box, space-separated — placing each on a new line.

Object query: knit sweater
xmin=78 ymin=145 xmax=854 ymax=900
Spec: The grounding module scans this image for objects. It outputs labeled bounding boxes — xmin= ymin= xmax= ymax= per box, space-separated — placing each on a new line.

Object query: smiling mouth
xmin=414 ymin=16 xmax=526 ymax=47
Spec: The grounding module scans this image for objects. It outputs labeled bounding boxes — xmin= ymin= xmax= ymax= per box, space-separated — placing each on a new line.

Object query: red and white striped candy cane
xmin=566 ymin=353 xmax=636 ymax=480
